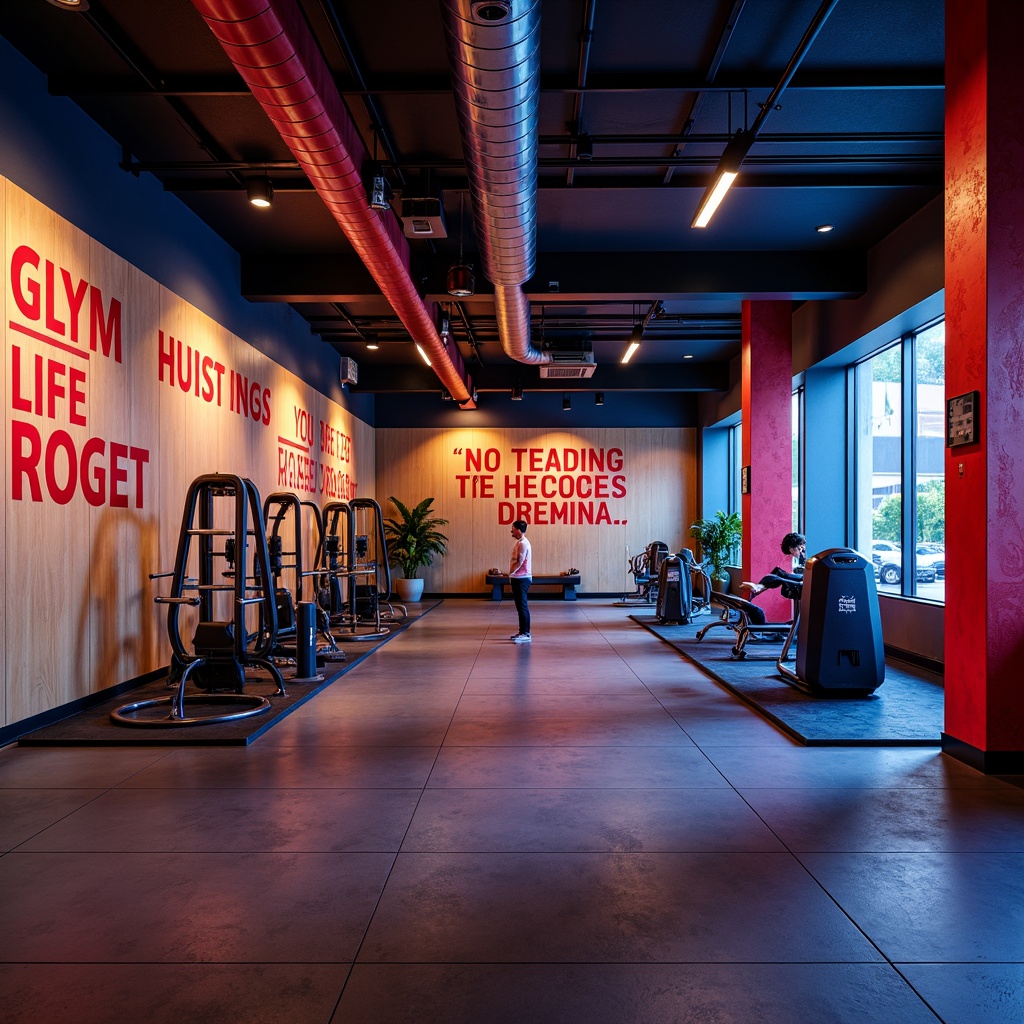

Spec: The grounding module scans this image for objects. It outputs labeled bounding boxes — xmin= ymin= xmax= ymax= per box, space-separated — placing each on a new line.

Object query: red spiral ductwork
xmin=190 ymin=0 xmax=475 ymax=407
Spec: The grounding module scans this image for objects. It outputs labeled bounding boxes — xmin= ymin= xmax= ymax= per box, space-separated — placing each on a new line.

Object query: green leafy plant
xmin=689 ymin=510 xmax=742 ymax=581
xmin=383 ymin=497 xmax=449 ymax=579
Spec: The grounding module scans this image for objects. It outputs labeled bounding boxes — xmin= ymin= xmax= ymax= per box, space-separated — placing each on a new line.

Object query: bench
xmin=485 ymin=572 xmax=581 ymax=601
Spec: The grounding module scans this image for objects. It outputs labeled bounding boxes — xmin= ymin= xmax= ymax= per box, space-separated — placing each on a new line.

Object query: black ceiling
xmin=0 ymin=0 xmax=943 ymax=398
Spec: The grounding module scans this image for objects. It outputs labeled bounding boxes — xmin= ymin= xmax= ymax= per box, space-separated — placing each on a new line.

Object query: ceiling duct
xmin=190 ymin=0 xmax=475 ymax=408
xmin=440 ymin=0 xmax=551 ymax=367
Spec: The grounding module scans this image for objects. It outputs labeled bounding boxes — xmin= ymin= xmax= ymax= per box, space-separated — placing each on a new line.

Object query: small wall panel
xmin=376 ymin=427 xmax=696 ymax=595
xmin=1 ymin=175 xmax=375 ymax=731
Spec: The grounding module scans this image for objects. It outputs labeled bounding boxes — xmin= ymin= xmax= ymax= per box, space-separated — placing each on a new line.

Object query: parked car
xmin=871 ymin=541 xmax=937 ymax=585
xmin=916 ymin=543 xmax=945 ymax=579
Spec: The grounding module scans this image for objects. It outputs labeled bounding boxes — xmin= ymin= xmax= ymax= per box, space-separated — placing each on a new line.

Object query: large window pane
xmin=914 ymin=321 xmax=945 ymax=602
xmin=855 ymin=345 xmax=903 ymax=593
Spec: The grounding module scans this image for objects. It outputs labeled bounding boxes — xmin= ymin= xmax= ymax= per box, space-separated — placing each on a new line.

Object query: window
xmin=853 ymin=319 xmax=945 ymax=602
xmin=792 ymin=388 xmax=803 ymax=531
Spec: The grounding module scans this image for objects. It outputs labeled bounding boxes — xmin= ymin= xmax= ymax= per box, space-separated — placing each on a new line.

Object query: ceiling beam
xmin=345 ymin=362 xmax=730 ymax=394
xmin=241 ymin=250 xmax=866 ymax=304
xmin=47 ymin=68 xmax=944 ymax=98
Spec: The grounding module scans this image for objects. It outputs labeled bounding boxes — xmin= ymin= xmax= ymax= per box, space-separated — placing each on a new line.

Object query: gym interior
xmin=1 ymin=2 xmax=1022 ymax=1022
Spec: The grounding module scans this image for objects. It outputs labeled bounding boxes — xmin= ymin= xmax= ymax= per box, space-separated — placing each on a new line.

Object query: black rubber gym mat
xmin=18 ymin=602 xmax=442 ymax=748
xmin=632 ymin=613 xmax=943 ymax=746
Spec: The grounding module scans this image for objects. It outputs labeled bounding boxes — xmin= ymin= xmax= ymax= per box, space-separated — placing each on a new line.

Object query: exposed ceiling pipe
xmin=189 ymin=0 xmax=476 ymax=407
xmin=440 ymin=0 xmax=550 ymax=366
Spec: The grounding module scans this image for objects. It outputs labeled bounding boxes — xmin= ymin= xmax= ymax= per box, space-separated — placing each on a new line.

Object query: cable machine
xmin=111 ymin=473 xmax=284 ymax=727
xmin=320 ymin=499 xmax=390 ymax=641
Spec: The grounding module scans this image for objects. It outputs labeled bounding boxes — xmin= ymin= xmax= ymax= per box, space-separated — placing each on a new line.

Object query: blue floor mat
xmin=632 ymin=613 xmax=943 ymax=746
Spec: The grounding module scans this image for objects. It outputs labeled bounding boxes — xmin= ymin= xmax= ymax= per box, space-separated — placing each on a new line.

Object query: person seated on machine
xmin=741 ymin=532 xmax=806 ymax=602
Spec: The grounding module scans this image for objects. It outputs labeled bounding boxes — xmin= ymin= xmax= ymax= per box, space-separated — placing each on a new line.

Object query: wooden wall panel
xmin=1 ymin=177 xmax=374 ymax=730
xmin=376 ymin=427 xmax=696 ymax=594
xmin=86 ymin=241 xmax=162 ymax=694
xmin=5 ymin=184 xmax=94 ymax=719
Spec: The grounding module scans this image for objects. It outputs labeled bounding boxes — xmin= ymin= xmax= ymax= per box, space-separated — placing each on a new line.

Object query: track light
xmin=368 ymin=166 xmax=393 ymax=211
xmin=595 ymin=392 xmax=604 ymax=406
xmin=621 ymin=324 xmax=643 ymax=364
xmin=511 ymin=382 xmax=523 ymax=401
xmin=246 ymin=177 xmax=273 ymax=209
xmin=563 ymin=394 xmax=571 ymax=412
xmin=365 ymin=335 xmax=379 ymax=351
xmin=576 ymin=133 xmax=593 ymax=161
xmin=691 ymin=130 xmax=753 ymax=228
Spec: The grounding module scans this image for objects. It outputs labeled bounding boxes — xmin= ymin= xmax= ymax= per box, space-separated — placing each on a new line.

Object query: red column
xmin=944 ymin=0 xmax=1024 ymax=771
xmin=741 ymin=300 xmax=793 ymax=622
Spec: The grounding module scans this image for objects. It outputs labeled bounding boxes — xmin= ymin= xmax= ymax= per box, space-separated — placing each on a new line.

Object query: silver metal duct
xmin=440 ymin=0 xmax=550 ymax=365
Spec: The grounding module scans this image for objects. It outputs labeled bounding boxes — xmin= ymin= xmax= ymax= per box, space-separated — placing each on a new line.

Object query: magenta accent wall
xmin=741 ymin=301 xmax=794 ymax=622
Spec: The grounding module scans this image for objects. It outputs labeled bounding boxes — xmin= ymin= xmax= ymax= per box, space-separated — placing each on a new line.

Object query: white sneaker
xmin=512 ymin=633 xmax=532 ymax=643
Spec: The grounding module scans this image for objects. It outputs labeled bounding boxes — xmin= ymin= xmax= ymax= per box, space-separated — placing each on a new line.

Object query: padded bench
xmin=485 ymin=572 xmax=581 ymax=601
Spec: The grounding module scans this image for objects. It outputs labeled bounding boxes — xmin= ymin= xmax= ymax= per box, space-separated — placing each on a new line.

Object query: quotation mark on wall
xmin=453 ymin=447 xmax=463 ymax=455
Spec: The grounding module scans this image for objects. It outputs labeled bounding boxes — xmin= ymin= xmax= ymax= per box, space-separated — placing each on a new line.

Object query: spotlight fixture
xmin=816 ymin=223 xmax=835 ymax=233
xmin=691 ymin=129 xmax=753 ymax=228
xmin=368 ymin=166 xmax=393 ymax=212
xmin=511 ymin=382 xmax=524 ymax=401
xmin=621 ymin=324 xmax=643 ymax=365
xmin=447 ymin=193 xmax=475 ymax=297
xmin=562 ymin=394 xmax=571 ymax=412
xmin=365 ymin=335 xmax=379 ymax=351
xmin=246 ymin=177 xmax=273 ymax=209
xmin=595 ymin=392 xmax=604 ymax=406
xmin=576 ymin=132 xmax=593 ymax=162
xmin=46 ymin=0 xmax=89 ymax=9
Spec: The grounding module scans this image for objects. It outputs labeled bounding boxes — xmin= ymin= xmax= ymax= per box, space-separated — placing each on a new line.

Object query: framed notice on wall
xmin=947 ymin=390 xmax=979 ymax=448
xmin=740 ymin=465 xmax=751 ymax=494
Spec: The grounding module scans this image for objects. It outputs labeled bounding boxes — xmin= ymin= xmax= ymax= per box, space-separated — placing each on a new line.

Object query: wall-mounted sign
xmin=741 ymin=465 xmax=751 ymax=494
xmin=947 ymin=390 xmax=979 ymax=448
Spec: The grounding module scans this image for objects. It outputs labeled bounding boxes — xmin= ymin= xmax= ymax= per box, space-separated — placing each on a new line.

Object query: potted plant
xmin=689 ymin=510 xmax=742 ymax=592
xmin=383 ymin=497 xmax=449 ymax=602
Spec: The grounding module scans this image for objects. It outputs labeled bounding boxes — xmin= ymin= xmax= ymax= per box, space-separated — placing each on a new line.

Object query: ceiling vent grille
xmin=538 ymin=351 xmax=597 ymax=379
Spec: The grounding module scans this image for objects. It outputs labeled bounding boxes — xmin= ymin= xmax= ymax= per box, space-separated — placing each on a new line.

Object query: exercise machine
xmin=262 ymin=492 xmax=342 ymax=678
xmin=656 ymin=553 xmax=692 ymax=624
xmin=320 ymin=499 xmax=391 ymax=641
xmin=111 ymin=473 xmax=284 ymax=727
xmin=777 ymin=547 xmax=884 ymax=695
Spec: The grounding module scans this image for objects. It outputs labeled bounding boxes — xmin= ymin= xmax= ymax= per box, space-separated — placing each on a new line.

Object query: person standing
xmin=508 ymin=520 xmax=532 ymax=642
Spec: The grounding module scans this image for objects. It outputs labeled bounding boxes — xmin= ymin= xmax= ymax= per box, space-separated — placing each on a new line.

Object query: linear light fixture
xmin=415 ymin=343 xmax=432 ymax=366
xmin=691 ymin=130 xmax=752 ymax=228
xmin=620 ymin=324 xmax=643 ymax=364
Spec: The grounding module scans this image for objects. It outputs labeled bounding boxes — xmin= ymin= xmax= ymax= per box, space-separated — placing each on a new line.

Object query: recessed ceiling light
xmin=815 ymin=223 xmax=835 ymax=233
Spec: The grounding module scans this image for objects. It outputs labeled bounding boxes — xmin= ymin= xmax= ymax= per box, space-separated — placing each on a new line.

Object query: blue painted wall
xmin=0 ymin=35 xmax=374 ymax=424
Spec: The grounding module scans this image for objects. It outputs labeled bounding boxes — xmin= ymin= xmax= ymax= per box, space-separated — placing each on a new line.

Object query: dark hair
xmin=512 ymin=520 xmax=528 ymax=532
xmin=780 ymin=532 xmax=805 ymax=555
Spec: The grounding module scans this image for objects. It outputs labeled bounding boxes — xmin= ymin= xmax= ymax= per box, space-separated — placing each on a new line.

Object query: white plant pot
xmin=395 ymin=577 xmax=424 ymax=602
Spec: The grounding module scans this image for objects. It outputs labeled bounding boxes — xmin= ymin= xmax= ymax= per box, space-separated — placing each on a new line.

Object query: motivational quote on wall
xmin=453 ymin=443 xmax=628 ymax=525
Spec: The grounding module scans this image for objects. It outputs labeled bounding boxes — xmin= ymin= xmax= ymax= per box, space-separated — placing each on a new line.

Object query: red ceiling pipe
xmin=190 ymin=0 xmax=475 ymax=408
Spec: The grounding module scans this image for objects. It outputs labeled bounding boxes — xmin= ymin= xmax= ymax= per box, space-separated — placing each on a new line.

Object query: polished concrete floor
xmin=1 ymin=599 xmax=1023 ymax=1023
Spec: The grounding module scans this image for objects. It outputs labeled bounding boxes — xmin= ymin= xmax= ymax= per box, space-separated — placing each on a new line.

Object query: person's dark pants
xmin=510 ymin=576 xmax=531 ymax=634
